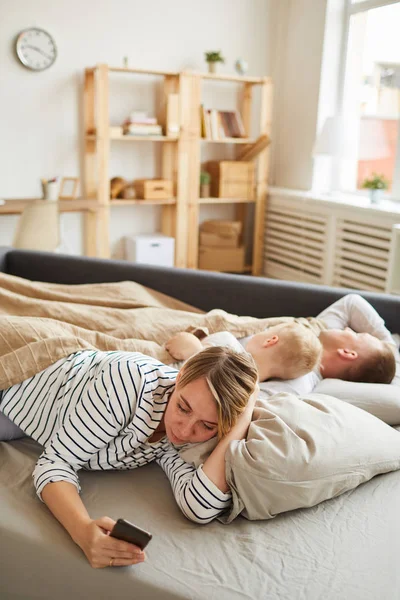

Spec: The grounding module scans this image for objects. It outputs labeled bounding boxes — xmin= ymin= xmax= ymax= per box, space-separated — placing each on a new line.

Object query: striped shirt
xmin=0 ymin=350 xmax=231 ymax=523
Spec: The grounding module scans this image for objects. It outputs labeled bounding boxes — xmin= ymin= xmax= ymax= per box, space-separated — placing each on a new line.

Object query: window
xmin=340 ymin=0 xmax=400 ymax=196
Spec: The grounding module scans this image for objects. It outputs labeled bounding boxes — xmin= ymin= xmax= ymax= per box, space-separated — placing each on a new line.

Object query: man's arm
xmin=317 ymin=293 xmax=394 ymax=343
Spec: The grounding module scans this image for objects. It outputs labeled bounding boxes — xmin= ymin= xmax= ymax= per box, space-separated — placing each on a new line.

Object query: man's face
xmin=164 ymin=376 xmax=219 ymax=446
xmin=320 ymin=327 xmax=383 ymax=359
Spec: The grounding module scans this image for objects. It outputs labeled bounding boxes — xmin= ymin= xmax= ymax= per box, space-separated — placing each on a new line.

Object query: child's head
xmin=165 ymin=346 xmax=258 ymax=443
xmin=319 ymin=328 xmax=396 ymax=384
xmin=245 ymin=322 xmax=322 ymax=381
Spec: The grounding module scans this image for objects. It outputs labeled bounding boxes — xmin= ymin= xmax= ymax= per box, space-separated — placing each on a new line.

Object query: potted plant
xmin=200 ymin=171 xmax=211 ymax=198
xmin=205 ymin=51 xmax=225 ymax=74
xmin=361 ymin=173 xmax=389 ymax=204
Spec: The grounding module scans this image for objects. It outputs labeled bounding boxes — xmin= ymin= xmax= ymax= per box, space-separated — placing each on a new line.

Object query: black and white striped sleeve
xmin=33 ymin=359 xmax=140 ymax=499
xmin=156 ymin=445 xmax=232 ymax=524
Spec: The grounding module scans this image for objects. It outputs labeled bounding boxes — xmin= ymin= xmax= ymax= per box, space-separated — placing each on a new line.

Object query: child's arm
xmin=165 ymin=332 xmax=204 ymax=361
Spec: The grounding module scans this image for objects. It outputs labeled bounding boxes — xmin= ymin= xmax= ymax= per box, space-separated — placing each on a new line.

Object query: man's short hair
xmin=346 ymin=341 xmax=396 ymax=384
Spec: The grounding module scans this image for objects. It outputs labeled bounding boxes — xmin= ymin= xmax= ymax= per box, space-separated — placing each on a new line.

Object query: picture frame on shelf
xmin=59 ymin=177 xmax=79 ymax=200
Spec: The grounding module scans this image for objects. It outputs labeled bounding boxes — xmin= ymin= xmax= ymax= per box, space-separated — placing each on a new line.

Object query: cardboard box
xmin=200 ymin=220 xmax=242 ymax=236
xmin=199 ymin=231 xmax=240 ymax=248
xmin=206 ymin=161 xmax=255 ymax=200
xmin=199 ymin=246 xmax=245 ymax=272
xmin=133 ymin=179 xmax=173 ymax=200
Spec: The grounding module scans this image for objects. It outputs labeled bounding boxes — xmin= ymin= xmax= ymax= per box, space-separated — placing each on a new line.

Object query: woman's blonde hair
xmin=177 ymin=346 xmax=258 ymax=439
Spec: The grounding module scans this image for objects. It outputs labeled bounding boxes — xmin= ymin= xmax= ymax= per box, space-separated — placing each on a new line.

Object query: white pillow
xmin=221 ymin=392 xmax=400 ymax=522
xmin=314 ymin=379 xmax=400 ymax=425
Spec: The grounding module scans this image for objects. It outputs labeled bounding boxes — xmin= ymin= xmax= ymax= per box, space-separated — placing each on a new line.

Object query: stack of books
xmin=123 ymin=111 xmax=163 ymax=136
xmin=201 ymin=107 xmax=246 ymax=140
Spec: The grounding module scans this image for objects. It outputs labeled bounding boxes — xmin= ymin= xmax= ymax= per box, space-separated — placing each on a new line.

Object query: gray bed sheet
xmin=1 ymin=437 xmax=400 ymax=600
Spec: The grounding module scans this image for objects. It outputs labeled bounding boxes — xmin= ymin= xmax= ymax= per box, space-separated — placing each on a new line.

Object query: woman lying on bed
xmin=0 ymin=346 xmax=258 ymax=568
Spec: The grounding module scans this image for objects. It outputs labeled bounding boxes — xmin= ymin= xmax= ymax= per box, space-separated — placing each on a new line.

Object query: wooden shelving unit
xmin=201 ymin=138 xmax=254 ymax=145
xmin=82 ymin=65 xmax=272 ymax=273
xmin=198 ymin=197 xmax=255 ymax=205
xmin=0 ymin=199 xmax=98 ymax=215
xmin=83 ymin=64 xmax=188 ymax=264
xmin=110 ymin=198 xmax=176 ymax=206
xmin=181 ymin=71 xmax=273 ymax=275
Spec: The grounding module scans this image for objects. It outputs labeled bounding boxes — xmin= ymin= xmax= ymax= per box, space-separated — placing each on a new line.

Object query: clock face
xmin=16 ymin=28 xmax=57 ymax=71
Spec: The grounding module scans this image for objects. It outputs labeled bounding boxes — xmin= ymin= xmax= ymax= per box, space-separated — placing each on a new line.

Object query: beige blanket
xmin=0 ymin=273 xmax=325 ymax=389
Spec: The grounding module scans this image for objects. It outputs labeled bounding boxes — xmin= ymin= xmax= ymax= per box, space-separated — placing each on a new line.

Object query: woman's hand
xmin=201 ymin=382 xmax=260 ymax=494
xmin=74 ymin=516 xmax=145 ymax=569
xmin=245 ymin=383 xmax=259 ymax=415
xmin=165 ymin=332 xmax=203 ymax=361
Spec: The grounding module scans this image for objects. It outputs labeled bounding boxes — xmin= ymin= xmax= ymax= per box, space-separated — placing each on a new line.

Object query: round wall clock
xmin=15 ymin=28 xmax=57 ymax=71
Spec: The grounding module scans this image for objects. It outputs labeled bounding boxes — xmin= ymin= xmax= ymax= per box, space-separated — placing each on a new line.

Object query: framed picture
xmin=59 ymin=177 xmax=79 ymax=200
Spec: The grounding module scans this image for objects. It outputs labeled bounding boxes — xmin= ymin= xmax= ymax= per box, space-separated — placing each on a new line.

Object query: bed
xmin=1 ymin=248 xmax=399 ymax=600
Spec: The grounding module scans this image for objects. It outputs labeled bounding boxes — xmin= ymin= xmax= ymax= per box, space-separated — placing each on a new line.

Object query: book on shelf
xmin=123 ymin=123 xmax=163 ymax=136
xmin=129 ymin=111 xmax=157 ymax=125
xmin=200 ymin=106 xmax=246 ymax=140
xmin=122 ymin=110 xmax=163 ymax=136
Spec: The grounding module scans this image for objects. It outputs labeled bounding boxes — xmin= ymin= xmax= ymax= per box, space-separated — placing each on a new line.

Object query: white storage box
xmin=124 ymin=234 xmax=175 ymax=267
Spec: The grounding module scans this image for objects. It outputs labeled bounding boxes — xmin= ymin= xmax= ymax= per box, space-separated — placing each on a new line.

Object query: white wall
xmin=0 ymin=0 xmax=272 ymax=256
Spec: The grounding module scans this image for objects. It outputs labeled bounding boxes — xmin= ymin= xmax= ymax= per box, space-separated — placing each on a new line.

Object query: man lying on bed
xmin=176 ymin=293 xmax=400 ymax=503
xmin=166 ymin=293 xmax=397 ymax=395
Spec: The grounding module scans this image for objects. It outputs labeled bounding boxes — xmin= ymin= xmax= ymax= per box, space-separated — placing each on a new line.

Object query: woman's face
xmin=164 ymin=376 xmax=219 ymax=445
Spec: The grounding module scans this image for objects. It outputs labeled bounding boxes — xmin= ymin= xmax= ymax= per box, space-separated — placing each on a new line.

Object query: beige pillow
xmin=221 ymin=392 xmax=400 ymax=523
xmin=313 ymin=379 xmax=400 ymax=425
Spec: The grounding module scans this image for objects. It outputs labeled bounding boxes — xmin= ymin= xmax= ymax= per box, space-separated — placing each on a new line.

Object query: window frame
xmin=337 ymin=0 xmax=400 ymax=198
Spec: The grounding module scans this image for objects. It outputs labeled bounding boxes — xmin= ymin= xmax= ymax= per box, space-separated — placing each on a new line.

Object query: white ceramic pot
xmin=42 ymin=181 xmax=60 ymax=202
xmin=370 ymin=189 xmax=383 ymax=204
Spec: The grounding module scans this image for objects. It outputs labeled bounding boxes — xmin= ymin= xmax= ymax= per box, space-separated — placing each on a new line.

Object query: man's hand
xmin=165 ymin=332 xmax=203 ymax=361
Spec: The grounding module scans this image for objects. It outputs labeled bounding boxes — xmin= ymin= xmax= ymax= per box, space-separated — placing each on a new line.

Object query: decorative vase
xmin=208 ymin=62 xmax=216 ymax=74
xmin=200 ymin=183 xmax=210 ymax=198
xmin=370 ymin=189 xmax=383 ymax=204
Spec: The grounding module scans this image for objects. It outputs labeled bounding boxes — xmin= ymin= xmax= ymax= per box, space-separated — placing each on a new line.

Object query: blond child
xmin=166 ymin=321 xmax=323 ymax=382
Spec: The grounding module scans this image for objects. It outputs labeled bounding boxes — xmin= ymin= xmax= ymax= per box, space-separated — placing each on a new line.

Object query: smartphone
xmin=110 ymin=518 xmax=152 ymax=550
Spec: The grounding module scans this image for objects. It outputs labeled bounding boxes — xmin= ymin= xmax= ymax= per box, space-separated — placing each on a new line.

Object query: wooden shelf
xmin=86 ymin=133 xmax=178 ymax=142
xmin=201 ymin=137 xmax=253 ymax=145
xmin=194 ymin=72 xmax=269 ymax=85
xmin=198 ymin=197 xmax=255 ymax=205
xmin=108 ymin=67 xmax=179 ymax=77
xmin=0 ymin=199 xmax=98 ymax=215
xmin=112 ymin=134 xmax=178 ymax=142
xmin=110 ymin=198 xmax=176 ymax=206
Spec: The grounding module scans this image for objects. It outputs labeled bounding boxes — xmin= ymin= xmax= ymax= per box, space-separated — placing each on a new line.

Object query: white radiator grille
xmin=264 ymin=208 xmax=328 ymax=284
xmin=333 ymin=218 xmax=392 ymax=292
